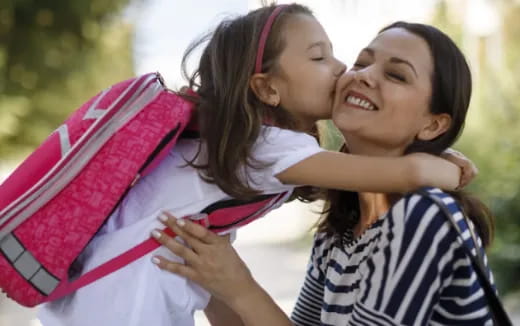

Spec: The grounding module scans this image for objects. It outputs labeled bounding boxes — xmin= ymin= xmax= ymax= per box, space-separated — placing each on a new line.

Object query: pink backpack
xmin=0 ymin=72 xmax=288 ymax=307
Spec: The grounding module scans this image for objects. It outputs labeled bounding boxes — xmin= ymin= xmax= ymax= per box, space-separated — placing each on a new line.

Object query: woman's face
xmin=332 ymin=27 xmax=436 ymax=155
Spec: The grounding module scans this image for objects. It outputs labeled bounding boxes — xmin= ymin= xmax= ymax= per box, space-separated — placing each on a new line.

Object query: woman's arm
xmin=276 ymin=150 xmax=462 ymax=193
xmin=204 ymin=296 xmax=244 ymax=326
xmin=151 ymin=213 xmax=293 ymax=326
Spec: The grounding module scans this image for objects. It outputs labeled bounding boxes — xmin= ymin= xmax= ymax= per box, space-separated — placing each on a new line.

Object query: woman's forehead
xmin=366 ymin=28 xmax=433 ymax=74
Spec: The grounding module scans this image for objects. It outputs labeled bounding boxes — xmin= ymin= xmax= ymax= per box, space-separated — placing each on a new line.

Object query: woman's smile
xmin=344 ymin=90 xmax=378 ymax=111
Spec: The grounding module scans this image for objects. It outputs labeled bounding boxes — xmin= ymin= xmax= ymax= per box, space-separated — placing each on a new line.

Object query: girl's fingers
xmin=458 ymin=160 xmax=477 ymax=188
xmin=460 ymin=165 xmax=476 ymax=188
xmin=152 ymin=256 xmax=199 ymax=282
xmin=441 ymin=149 xmax=478 ymax=189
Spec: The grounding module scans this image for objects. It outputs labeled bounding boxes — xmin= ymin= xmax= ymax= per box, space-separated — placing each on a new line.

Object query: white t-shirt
xmin=38 ymin=126 xmax=323 ymax=326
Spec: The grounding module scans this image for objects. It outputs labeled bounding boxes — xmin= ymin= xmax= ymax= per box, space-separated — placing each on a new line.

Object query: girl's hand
xmin=150 ymin=212 xmax=257 ymax=307
xmin=406 ymin=152 xmax=460 ymax=191
xmin=440 ymin=148 xmax=478 ymax=189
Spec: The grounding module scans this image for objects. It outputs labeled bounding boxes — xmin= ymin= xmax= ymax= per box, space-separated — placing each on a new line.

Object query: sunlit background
xmin=1 ymin=0 xmax=519 ymax=325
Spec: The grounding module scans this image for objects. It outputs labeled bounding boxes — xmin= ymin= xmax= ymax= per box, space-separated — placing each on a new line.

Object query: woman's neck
xmin=344 ymin=135 xmax=406 ymax=236
xmin=343 ymin=135 xmax=405 ymax=157
xmin=355 ymin=193 xmax=386 ymax=236
xmin=355 ymin=192 xmax=403 ymax=236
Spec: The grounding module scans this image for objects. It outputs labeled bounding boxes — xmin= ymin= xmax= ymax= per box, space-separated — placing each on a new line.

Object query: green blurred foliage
xmin=432 ymin=0 xmax=520 ymax=294
xmin=0 ymin=0 xmax=134 ymax=158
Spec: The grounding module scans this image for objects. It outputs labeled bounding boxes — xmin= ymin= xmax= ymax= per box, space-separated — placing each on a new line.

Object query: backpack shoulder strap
xmin=415 ymin=188 xmax=513 ymax=326
xmin=45 ymin=191 xmax=289 ymax=302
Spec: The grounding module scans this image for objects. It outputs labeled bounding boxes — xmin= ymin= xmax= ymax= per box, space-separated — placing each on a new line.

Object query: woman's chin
xmin=332 ymin=112 xmax=361 ymax=134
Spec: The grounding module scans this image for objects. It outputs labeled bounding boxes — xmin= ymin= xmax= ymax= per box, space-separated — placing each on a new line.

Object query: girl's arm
xmin=276 ymin=151 xmax=461 ymax=193
xmin=151 ymin=214 xmax=293 ymax=326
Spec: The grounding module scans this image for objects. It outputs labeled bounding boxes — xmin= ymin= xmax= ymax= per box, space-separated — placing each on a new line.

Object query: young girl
xmin=39 ymin=4 xmax=470 ymax=326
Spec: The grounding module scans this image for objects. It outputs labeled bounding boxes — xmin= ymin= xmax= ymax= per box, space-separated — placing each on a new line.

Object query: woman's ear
xmin=249 ymin=73 xmax=280 ymax=107
xmin=417 ymin=113 xmax=452 ymax=141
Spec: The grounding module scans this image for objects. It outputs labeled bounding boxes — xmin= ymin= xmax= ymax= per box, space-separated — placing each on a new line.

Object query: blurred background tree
xmin=429 ymin=0 xmax=520 ymax=296
xmin=0 ymin=0 xmax=134 ymax=159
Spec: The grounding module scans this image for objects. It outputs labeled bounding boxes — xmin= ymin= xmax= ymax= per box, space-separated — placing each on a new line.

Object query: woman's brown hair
xmin=178 ymin=4 xmax=313 ymax=200
xmin=319 ymin=22 xmax=495 ymax=248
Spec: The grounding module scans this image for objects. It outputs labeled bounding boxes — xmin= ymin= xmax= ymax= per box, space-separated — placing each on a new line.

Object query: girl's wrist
xmin=402 ymin=154 xmax=424 ymax=190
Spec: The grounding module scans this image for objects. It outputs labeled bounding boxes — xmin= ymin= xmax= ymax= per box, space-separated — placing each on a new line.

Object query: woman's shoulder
xmin=395 ymin=187 xmax=461 ymax=225
xmin=312 ymin=231 xmax=336 ymax=254
xmin=389 ymin=187 xmax=478 ymax=250
xmin=304 ymin=231 xmax=341 ymax=282
xmin=308 ymin=232 xmax=338 ymax=262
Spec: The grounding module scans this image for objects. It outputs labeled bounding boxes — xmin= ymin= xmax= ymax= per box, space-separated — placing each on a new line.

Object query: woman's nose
xmin=353 ymin=67 xmax=376 ymax=88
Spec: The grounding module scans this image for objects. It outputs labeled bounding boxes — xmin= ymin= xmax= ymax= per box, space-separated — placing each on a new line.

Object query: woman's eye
xmin=311 ymin=57 xmax=324 ymax=61
xmin=387 ymin=72 xmax=406 ymax=82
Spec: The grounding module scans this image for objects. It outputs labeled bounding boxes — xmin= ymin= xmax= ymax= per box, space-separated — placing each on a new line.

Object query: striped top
xmin=291 ymin=188 xmax=495 ymax=325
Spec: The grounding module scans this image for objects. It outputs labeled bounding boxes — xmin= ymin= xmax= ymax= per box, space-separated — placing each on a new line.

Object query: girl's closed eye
xmin=309 ymin=49 xmax=326 ymax=61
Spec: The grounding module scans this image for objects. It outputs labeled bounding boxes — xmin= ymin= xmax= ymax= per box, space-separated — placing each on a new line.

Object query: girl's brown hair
xmin=179 ymin=4 xmax=313 ymax=199
xmin=319 ymin=22 xmax=495 ymax=248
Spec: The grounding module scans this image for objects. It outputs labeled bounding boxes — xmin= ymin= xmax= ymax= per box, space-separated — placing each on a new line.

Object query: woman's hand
xmin=441 ymin=148 xmax=478 ymax=189
xmin=150 ymin=212 xmax=293 ymax=326
xmin=150 ymin=212 xmax=256 ymax=306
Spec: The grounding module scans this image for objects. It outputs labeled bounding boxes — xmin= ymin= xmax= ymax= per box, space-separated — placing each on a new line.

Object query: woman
xmin=152 ymin=22 xmax=496 ymax=325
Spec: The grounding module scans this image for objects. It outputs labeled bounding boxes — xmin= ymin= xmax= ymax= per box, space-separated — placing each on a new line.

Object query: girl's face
xmin=332 ymin=28 xmax=436 ymax=155
xmin=269 ymin=14 xmax=346 ymax=130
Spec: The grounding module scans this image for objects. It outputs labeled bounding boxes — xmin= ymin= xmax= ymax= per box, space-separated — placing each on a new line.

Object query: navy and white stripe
xmin=291 ymin=188 xmax=494 ymax=326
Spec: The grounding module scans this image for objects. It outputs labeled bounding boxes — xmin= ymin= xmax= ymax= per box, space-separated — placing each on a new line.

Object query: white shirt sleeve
xmin=246 ymin=126 xmax=324 ymax=193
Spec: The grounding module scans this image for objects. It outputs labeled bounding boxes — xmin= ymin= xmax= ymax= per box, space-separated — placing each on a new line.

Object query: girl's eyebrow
xmin=307 ymin=41 xmax=333 ymax=51
xmin=360 ymin=47 xmax=418 ymax=77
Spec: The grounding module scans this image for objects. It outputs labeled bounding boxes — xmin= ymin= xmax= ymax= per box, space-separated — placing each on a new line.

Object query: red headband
xmin=254 ymin=5 xmax=288 ymax=73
